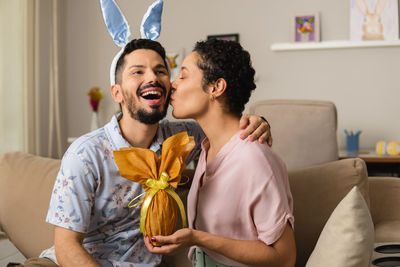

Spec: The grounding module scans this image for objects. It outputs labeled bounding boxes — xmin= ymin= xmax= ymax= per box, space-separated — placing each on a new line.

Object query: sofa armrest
xmin=288 ymin=158 xmax=369 ymax=267
xmin=369 ymin=176 xmax=400 ymax=223
xmin=369 ymin=176 xmax=400 ymax=242
xmin=0 ymin=152 xmax=61 ymax=258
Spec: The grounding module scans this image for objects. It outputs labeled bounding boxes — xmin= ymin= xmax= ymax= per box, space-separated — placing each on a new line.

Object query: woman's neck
xmin=196 ymin=109 xmax=240 ymax=164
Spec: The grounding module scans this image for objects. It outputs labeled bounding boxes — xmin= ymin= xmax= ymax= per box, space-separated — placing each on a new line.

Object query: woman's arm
xmin=145 ymin=223 xmax=295 ymax=267
xmin=54 ymin=226 xmax=100 ymax=267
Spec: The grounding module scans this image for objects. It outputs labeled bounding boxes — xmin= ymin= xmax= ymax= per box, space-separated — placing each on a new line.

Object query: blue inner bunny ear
xmin=100 ymin=0 xmax=131 ymax=47
xmin=140 ymin=0 xmax=163 ymax=40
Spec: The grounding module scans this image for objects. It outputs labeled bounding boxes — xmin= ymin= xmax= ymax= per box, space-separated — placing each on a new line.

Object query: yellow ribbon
xmin=138 ymin=172 xmax=187 ymax=234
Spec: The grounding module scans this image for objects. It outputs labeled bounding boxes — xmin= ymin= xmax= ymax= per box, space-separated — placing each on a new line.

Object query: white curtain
xmin=48 ymin=0 xmax=62 ymax=158
xmin=0 ymin=0 xmax=25 ymax=156
xmin=0 ymin=0 xmax=62 ymax=158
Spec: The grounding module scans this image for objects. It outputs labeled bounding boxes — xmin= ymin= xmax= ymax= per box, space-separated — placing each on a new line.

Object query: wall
xmin=62 ymin=0 xmax=400 ymax=151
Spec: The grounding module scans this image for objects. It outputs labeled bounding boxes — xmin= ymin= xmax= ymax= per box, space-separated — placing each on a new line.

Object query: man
xmin=19 ymin=39 xmax=271 ymax=267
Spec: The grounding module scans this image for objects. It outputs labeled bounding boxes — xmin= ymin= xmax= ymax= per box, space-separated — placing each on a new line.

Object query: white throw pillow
xmin=306 ymin=186 xmax=374 ymax=267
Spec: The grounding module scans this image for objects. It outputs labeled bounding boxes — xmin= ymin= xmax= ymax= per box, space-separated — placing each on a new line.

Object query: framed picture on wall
xmin=350 ymin=0 xmax=399 ymax=41
xmin=207 ymin=33 xmax=239 ymax=42
xmin=293 ymin=13 xmax=320 ymax=42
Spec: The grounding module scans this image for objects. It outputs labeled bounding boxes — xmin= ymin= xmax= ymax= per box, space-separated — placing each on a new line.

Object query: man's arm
xmin=145 ymin=223 xmax=296 ymax=267
xmin=239 ymin=114 xmax=272 ymax=146
xmin=46 ymin=147 xmax=100 ymax=267
xmin=169 ymin=115 xmax=272 ymax=146
xmin=54 ymin=226 xmax=100 ymax=267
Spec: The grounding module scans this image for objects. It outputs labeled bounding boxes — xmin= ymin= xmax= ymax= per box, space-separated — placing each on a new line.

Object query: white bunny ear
xmin=375 ymin=0 xmax=387 ymax=15
xmin=355 ymin=0 xmax=369 ymax=15
xmin=100 ymin=0 xmax=131 ymax=47
xmin=140 ymin=0 xmax=164 ymax=40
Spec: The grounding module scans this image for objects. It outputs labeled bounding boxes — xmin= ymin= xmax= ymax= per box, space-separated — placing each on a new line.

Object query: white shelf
xmin=270 ymin=40 xmax=400 ymax=51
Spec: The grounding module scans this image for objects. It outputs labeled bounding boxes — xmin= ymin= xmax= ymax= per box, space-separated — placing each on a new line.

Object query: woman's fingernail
xmin=151 ymin=237 xmax=157 ymax=242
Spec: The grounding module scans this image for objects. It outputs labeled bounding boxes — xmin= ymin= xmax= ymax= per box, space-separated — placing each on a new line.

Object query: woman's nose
xmin=171 ymin=78 xmax=178 ymax=88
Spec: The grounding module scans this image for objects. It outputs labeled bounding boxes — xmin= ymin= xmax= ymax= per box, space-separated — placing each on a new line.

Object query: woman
xmin=145 ymin=39 xmax=296 ymax=267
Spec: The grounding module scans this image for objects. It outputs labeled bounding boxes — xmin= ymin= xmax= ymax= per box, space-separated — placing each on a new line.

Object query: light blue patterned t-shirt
xmin=40 ymin=113 xmax=203 ymax=267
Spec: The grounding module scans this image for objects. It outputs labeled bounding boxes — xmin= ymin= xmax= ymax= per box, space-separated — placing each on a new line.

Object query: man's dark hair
xmin=193 ymin=39 xmax=256 ymax=117
xmin=115 ymin=39 xmax=168 ymax=84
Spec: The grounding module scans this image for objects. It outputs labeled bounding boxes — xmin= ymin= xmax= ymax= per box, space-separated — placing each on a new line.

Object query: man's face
xmin=119 ymin=49 xmax=171 ymax=124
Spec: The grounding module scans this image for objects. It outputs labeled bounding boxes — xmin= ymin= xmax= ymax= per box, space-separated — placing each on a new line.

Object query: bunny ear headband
xmin=100 ymin=0 xmax=164 ymax=85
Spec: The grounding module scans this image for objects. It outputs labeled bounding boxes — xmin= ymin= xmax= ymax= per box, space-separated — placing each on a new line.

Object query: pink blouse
xmin=187 ymin=130 xmax=294 ymax=266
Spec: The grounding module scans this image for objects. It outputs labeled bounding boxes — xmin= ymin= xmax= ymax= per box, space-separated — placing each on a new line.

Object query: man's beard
xmin=123 ymin=89 xmax=170 ymax=125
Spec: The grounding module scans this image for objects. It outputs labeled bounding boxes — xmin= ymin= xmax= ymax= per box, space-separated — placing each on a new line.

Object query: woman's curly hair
xmin=193 ymin=39 xmax=256 ymax=117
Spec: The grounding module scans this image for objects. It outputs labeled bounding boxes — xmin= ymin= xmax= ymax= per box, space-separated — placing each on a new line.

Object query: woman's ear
xmin=111 ymin=84 xmax=124 ymax=104
xmin=210 ymin=78 xmax=227 ymax=98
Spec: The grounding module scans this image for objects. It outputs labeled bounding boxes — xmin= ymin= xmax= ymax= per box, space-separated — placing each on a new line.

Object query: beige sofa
xmin=250 ymin=100 xmax=339 ymax=171
xmin=1 ymin=152 xmax=400 ymax=266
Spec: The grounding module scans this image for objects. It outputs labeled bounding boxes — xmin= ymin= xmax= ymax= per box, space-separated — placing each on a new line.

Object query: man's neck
xmin=118 ymin=113 xmax=159 ymax=149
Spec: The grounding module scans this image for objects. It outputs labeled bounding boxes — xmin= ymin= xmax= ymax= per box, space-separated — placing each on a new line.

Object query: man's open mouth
xmin=139 ymin=87 xmax=164 ymax=105
xmin=141 ymin=90 xmax=162 ymax=100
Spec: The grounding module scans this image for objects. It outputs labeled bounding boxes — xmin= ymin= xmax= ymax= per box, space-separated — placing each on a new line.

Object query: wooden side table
xmin=339 ymin=150 xmax=400 ymax=177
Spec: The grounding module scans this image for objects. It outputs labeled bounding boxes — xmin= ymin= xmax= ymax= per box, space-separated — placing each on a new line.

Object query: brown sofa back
xmin=288 ymin=158 xmax=369 ymax=267
xmin=0 ymin=152 xmax=60 ymax=258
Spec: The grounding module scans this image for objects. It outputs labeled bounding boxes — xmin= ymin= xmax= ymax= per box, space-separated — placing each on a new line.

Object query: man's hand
xmin=239 ymin=115 xmax=272 ymax=146
xmin=144 ymin=228 xmax=194 ymax=255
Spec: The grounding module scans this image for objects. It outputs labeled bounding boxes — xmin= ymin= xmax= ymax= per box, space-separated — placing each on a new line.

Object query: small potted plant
xmin=87 ymin=87 xmax=103 ymax=131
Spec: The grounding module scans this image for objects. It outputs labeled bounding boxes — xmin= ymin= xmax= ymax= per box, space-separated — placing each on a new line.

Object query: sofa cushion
xmin=369 ymin=177 xmax=400 ymax=242
xmin=305 ymin=186 xmax=374 ymax=267
xmin=288 ymin=158 xmax=369 ymax=267
xmin=0 ymin=152 xmax=61 ymax=258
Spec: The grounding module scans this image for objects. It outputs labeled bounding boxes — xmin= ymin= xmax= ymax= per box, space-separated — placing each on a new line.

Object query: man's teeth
xmin=141 ymin=91 xmax=162 ymax=97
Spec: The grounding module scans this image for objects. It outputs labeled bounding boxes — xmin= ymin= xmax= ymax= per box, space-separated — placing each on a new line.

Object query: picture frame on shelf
xmin=207 ymin=33 xmax=239 ymax=43
xmin=350 ymin=0 xmax=399 ymax=41
xmin=293 ymin=13 xmax=320 ymax=42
